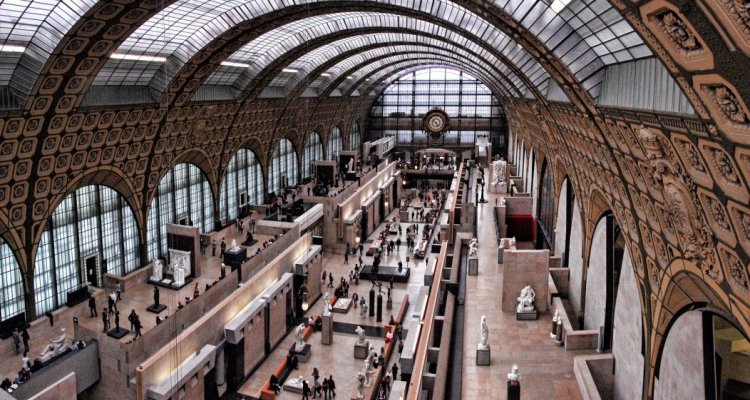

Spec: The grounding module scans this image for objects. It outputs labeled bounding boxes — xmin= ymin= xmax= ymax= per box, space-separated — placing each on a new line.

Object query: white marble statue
xmin=551 ymin=309 xmax=561 ymax=338
xmin=516 ymin=285 xmax=536 ymax=313
xmin=174 ymin=263 xmax=186 ymax=286
xmin=294 ymin=323 xmax=306 ymax=352
xmin=478 ymin=315 xmax=489 ymax=350
xmin=500 ymin=197 xmax=506 ymax=206
xmin=347 ymin=157 xmax=354 ymax=173
xmin=39 ymin=328 xmax=67 ymax=363
xmin=508 ymin=237 xmax=516 ymax=248
xmin=363 ymin=359 xmax=371 ymax=386
xmin=469 ymin=238 xmax=479 ymax=257
xmin=355 ymin=325 xmax=367 ymax=346
xmin=368 ymin=345 xmax=377 ymax=373
xmin=356 ymin=372 xmax=366 ymax=399
xmin=151 ymin=258 xmax=163 ymax=281
xmin=507 ymin=363 xmax=520 ymax=381
xmin=322 ymin=292 xmax=332 ymax=316
xmin=230 ymin=239 xmax=239 ymax=252
xmin=552 ymin=309 xmax=560 ymax=324
xmin=288 ymin=375 xmax=306 ymax=386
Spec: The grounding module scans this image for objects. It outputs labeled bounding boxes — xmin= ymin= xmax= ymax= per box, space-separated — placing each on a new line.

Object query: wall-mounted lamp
xmin=299 ymin=273 xmax=310 ymax=312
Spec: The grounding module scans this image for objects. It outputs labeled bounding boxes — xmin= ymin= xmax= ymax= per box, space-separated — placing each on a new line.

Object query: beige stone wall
xmin=568 ymin=200 xmax=584 ymax=324
xmin=554 ymin=179 xmax=568 ymax=257
xmin=27 ymin=372 xmax=76 ymax=400
xmin=612 ymin=249 xmax=644 ymax=400
xmin=243 ymin=311 xmax=266 ymax=377
xmin=583 ymin=217 xmax=607 ymax=331
xmin=653 ymin=311 xmax=704 ymax=400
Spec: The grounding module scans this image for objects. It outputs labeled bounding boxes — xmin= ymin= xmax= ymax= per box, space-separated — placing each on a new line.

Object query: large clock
xmin=423 ymin=108 xmax=450 ymax=137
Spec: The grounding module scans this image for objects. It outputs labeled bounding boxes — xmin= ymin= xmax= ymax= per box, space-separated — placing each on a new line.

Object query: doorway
xmin=83 ymin=254 xmax=98 ymax=287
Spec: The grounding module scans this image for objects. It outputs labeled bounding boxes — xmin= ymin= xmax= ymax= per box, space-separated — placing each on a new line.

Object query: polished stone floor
xmin=238 ymin=200 xmax=434 ymax=399
xmin=460 ymin=169 xmax=586 ymax=400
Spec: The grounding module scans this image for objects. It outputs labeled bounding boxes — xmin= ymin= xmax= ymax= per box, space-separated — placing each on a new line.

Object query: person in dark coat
xmin=328 ymin=375 xmax=336 ymax=397
xmin=21 ymin=327 xmax=30 ymax=354
xmin=102 ymin=309 xmax=110 ymax=332
xmin=88 ymin=296 xmax=97 ymax=317
xmin=302 ymin=380 xmax=311 ymax=400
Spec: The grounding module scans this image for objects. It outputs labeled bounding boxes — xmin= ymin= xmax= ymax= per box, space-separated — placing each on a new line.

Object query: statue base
xmin=516 ymin=310 xmax=538 ymax=320
xmin=468 ymin=257 xmax=479 ymax=275
xmin=290 ymin=343 xmax=311 ymax=363
xmin=107 ymin=327 xmax=130 ymax=339
xmin=354 ymin=341 xmax=370 ymax=359
xmin=386 ymin=298 xmax=392 ymax=310
xmin=146 ymin=304 xmax=167 ymax=314
xmin=476 ymin=347 xmax=491 ymax=366
xmin=507 ymin=380 xmax=521 ymax=400
xmin=322 ymin=315 xmax=333 ymax=345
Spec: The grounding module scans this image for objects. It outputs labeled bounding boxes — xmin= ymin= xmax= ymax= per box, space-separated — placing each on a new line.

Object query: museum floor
xmin=236 ymin=172 xmax=587 ymax=399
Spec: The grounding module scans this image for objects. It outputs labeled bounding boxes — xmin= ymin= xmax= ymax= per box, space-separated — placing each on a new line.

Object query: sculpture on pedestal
xmin=551 ymin=309 xmax=560 ymax=338
xmin=38 ymin=328 xmax=67 ymax=363
xmin=153 ymin=286 xmax=160 ymax=306
xmin=478 ymin=315 xmax=489 ymax=350
xmin=363 ymin=359 xmax=371 ymax=386
xmin=507 ymin=364 xmax=520 ymax=381
xmin=322 ymin=292 xmax=332 ymax=316
xmin=516 ymin=286 xmax=536 ymax=313
xmin=367 ymin=345 xmax=377 ymax=373
xmin=469 ymin=238 xmax=479 ymax=256
xmin=355 ymin=326 xmax=366 ymax=346
xmin=151 ymin=258 xmax=163 ymax=281
xmin=347 ymin=157 xmax=355 ymax=173
xmin=356 ymin=372 xmax=365 ymax=399
xmin=230 ymin=239 xmax=239 ymax=252
xmin=294 ymin=323 xmax=306 ymax=352
xmin=491 ymin=160 xmax=508 ymax=193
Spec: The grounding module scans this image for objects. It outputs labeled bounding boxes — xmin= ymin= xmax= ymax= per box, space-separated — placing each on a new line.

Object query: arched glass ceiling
xmin=330 ymin=56 xmax=507 ymax=97
xmin=264 ymin=43 xmax=522 ymax=97
xmin=308 ymin=47 xmax=517 ymax=97
xmin=181 ymin=12 xmax=543 ymax=96
xmin=94 ymin=3 xmax=553 ymax=96
xmin=0 ymin=0 xmax=652 ymax=102
xmin=0 ymin=0 xmax=96 ymax=98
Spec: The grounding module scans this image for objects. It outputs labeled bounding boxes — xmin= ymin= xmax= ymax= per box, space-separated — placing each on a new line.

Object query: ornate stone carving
xmin=705 ymin=85 xmax=750 ymax=124
xmin=718 ymin=245 xmax=749 ymax=295
xmin=654 ymin=10 xmax=702 ymax=52
xmin=637 ymin=125 xmax=721 ymax=282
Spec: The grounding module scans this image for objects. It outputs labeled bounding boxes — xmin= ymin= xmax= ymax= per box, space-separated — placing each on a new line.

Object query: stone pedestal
xmin=507 ymin=380 xmax=520 ymax=400
xmin=516 ymin=310 xmax=538 ymax=320
xmin=468 ymin=256 xmax=479 ymax=275
xmin=476 ymin=347 xmax=491 ymax=366
xmin=322 ymin=314 xmax=333 ymax=345
xmin=291 ymin=343 xmax=312 ymax=363
xmin=146 ymin=304 xmax=167 ymax=314
xmin=354 ymin=341 xmax=370 ymax=359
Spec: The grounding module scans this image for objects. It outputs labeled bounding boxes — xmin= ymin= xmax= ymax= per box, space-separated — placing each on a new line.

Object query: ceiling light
xmin=282 ymin=68 xmax=298 ymax=73
xmin=550 ymin=0 xmax=572 ymax=13
xmin=221 ymin=61 xmax=250 ymax=68
xmin=0 ymin=44 xmax=26 ymax=53
xmin=321 ymin=73 xmax=332 ymax=77
xmin=347 ymin=76 xmax=354 ymax=80
xmin=111 ymin=53 xmax=167 ymax=62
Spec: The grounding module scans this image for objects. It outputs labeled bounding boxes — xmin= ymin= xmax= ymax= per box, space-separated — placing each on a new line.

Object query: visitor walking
xmin=88 ymin=295 xmax=97 ymax=317
xmin=11 ymin=328 xmax=20 ymax=355
xmin=212 ymin=239 xmax=217 ymax=256
xmin=328 ymin=375 xmax=336 ymax=397
xmin=102 ymin=309 xmax=110 ymax=332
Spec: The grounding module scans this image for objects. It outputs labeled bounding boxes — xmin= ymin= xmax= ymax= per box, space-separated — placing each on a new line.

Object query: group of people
xmin=299 ymin=367 xmax=337 ymax=400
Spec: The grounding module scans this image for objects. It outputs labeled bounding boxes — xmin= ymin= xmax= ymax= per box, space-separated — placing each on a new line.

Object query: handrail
xmin=406 ymin=241 xmax=447 ymax=399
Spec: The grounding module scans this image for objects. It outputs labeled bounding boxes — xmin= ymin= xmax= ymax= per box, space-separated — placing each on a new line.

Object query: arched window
xmin=220 ymin=149 xmax=263 ymax=222
xmin=0 ymin=238 xmax=24 ymax=322
xmin=147 ymin=163 xmax=214 ymax=259
xmin=35 ymin=185 xmax=140 ymax=316
xmin=328 ymin=127 xmax=342 ymax=160
xmin=303 ymin=132 xmax=323 ymax=179
xmin=269 ymin=138 xmax=298 ymax=194
xmin=349 ymin=122 xmax=361 ymax=153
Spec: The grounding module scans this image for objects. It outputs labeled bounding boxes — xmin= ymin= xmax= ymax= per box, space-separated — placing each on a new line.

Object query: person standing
xmin=108 ymin=291 xmax=117 ymax=314
xmin=200 ymin=237 xmax=206 ymax=254
xmin=250 ymin=216 xmax=256 ymax=233
xmin=128 ymin=309 xmax=137 ymax=331
xmin=220 ymin=238 xmax=227 ymax=257
xmin=11 ymin=328 xmax=20 ymax=355
xmin=344 ymin=251 xmax=349 ymax=265
xmin=328 ymin=274 xmax=334 ymax=288
xmin=133 ymin=315 xmax=142 ymax=338
xmin=321 ymin=378 xmax=329 ymax=400
xmin=302 ymin=380 xmax=311 ymax=400
xmin=102 ymin=309 xmax=110 ymax=332
xmin=21 ymin=327 xmax=29 ymax=354
xmin=116 ymin=282 xmax=122 ymax=301
xmin=328 ymin=375 xmax=336 ymax=397
xmin=212 ymin=239 xmax=217 ymax=256
xmin=88 ymin=296 xmax=97 ymax=317
xmin=312 ymin=367 xmax=321 ymax=398
xmin=391 ymin=363 xmax=399 ymax=381
xmin=220 ymin=263 xmax=226 ymax=279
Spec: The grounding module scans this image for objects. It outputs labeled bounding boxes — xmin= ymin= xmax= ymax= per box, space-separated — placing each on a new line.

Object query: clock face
xmin=423 ymin=109 xmax=449 ymax=133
